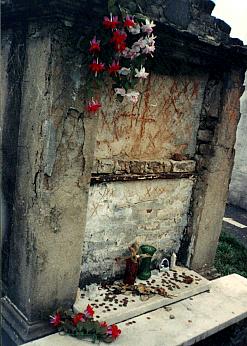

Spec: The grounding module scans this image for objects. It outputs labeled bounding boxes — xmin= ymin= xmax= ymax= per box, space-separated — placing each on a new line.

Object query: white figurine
xmin=170 ymin=252 xmax=177 ymax=269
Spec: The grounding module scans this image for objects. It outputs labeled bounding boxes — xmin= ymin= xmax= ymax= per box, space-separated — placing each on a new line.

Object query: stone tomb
xmin=1 ymin=0 xmax=247 ymax=344
xmin=74 ymin=267 xmax=210 ymax=325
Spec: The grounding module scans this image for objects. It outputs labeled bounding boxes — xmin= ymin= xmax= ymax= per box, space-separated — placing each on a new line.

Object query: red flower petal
xmin=85 ymin=304 xmax=94 ymax=317
xmin=100 ymin=321 xmax=108 ymax=328
xmin=50 ymin=313 xmax=62 ymax=327
xmin=86 ymin=99 xmax=101 ymax=113
xmin=72 ymin=313 xmax=84 ymax=326
xmin=103 ymin=16 xmax=119 ymax=29
xmin=107 ymin=324 xmax=121 ymax=339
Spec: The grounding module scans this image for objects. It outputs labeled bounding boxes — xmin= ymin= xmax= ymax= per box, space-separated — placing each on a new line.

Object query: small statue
xmin=170 ymin=252 xmax=177 ymax=269
xmin=123 ymin=242 xmax=139 ymax=285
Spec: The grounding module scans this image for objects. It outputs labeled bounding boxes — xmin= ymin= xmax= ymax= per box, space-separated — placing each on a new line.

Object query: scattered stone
xmin=169 ymin=314 xmax=175 ymax=319
xmin=164 ymin=306 xmax=172 ymax=311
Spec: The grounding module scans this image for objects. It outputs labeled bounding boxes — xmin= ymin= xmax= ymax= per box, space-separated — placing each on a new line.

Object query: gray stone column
xmin=1 ymin=21 xmax=98 ymax=344
xmin=189 ymin=69 xmax=245 ymax=271
xmin=229 ymin=72 xmax=247 ymax=210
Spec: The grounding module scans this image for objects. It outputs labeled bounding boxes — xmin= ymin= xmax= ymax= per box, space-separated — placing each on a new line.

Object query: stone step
xmin=23 ymin=274 xmax=247 ymax=346
xmin=74 ymin=266 xmax=210 ymax=325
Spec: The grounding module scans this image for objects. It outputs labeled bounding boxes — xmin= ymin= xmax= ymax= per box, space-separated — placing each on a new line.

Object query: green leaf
xmin=108 ymin=0 xmax=118 ymax=14
xmin=118 ymin=5 xmax=130 ymax=18
xmin=83 ymin=321 xmax=97 ymax=333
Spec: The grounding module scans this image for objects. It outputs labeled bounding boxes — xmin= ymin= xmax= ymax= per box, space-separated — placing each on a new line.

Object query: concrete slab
xmin=23 ymin=274 xmax=247 ymax=346
xmin=74 ymin=267 xmax=210 ymax=325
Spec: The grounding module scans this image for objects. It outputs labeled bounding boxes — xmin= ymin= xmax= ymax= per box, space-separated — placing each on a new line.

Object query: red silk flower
xmin=72 ymin=313 xmax=84 ymax=326
xmin=100 ymin=321 xmax=108 ymax=328
xmin=103 ymin=15 xmax=119 ymax=29
xmin=124 ymin=15 xmax=135 ymax=28
xmin=84 ymin=304 xmax=94 ymax=317
xmin=110 ymin=30 xmax=127 ymax=52
xmin=86 ymin=99 xmax=101 ymax=112
xmin=108 ymin=60 xmax=120 ymax=75
xmin=50 ymin=313 xmax=62 ymax=327
xmin=89 ymin=36 xmax=100 ymax=54
xmin=111 ymin=30 xmax=127 ymax=45
xmin=107 ymin=324 xmax=121 ymax=339
xmin=89 ymin=58 xmax=105 ymax=76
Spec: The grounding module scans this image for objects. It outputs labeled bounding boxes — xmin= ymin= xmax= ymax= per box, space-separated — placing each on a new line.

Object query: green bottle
xmin=137 ymin=245 xmax=157 ymax=280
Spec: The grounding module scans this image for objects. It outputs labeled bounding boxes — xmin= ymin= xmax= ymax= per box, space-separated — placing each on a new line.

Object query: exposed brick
xmin=81 ymin=179 xmax=193 ymax=283
xmin=197 ymin=129 xmax=213 ymax=142
xmin=199 ymin=144 xmax=214 ymax=156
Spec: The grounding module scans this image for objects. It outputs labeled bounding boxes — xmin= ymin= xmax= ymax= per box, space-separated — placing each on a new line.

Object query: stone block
xmin=165 ymin=0 xmax=191 ymax=29
xmin=197 ymin=129 xmax=213 ymax=142
xmin=203 ymin=80 xmax=222 ymax=118
xmin=199 ymin=144 xmax=214 ymax=156
xmin=115 ymin=160 xmax=131 ymax=174
xmin=97 ymin=159 xmax=114 ymax=174
xmin=171 ymin=160 xmax=196 ymax=173
xmin=216 ymin=18 xmax=231 ymax=35
xmin=198 ymin=0 xmax=215 ymax=14
xmin=129 ymin=161 xmax=146 ymax=174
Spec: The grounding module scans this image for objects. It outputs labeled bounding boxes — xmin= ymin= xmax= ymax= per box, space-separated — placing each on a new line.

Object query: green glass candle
xmin=137 ymin=245 xmax=157 ymax=280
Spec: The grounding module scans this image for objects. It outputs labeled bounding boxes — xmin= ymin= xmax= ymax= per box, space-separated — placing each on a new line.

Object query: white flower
xmin=136 ymin=37 xmax=147 ymax=49
xmin=122 ymin=47 xmax=140 ymax=59
xmin=141 ymin=18 xmax=156 ymax=34
xmin=143 ymin=44 xmax=155 ymax=56
xmin=126 ymin=91 xmax=140 ymax=103
xmin=131 ymin=43 xmax=141 ymax=53
xmin=146 ymin=34 xmax=156 ymax=45
xmin=118 ymin=67 xmax=131 ymax=76
xmin=135 ymin=66 xmax=149 ymax=79
xmin=114 ymin=88 xmax=126 ymax=97
xmin=128 ymin=24 xmax=141 ymax=35
xmin=121 ymin=47 xmax=130 ymax=58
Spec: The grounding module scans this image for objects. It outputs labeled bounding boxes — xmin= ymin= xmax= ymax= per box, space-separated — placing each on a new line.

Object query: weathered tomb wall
xmin=1 ymin=1 xmax=246 ymax=342
xmin=80 ymin=72 xmax=208 ymax=284
xmin=81 ymin=179 xmax=194 ymax=282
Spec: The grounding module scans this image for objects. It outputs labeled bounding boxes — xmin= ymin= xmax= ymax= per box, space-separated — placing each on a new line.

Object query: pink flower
xmin=86 ymin=98 xmax=101 ymax=112
xmin=50 ymin=313 xmax=62 ymax=327
xmin=103 ymin=15 xmax=119 ymax=29
xmin=89 ymin=36 xmax=101 ymax=54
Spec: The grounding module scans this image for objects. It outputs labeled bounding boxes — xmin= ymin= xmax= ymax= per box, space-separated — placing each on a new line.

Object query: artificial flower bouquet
xmin=83 ymin=9 xmax=156 ymax=112
xmin=50 ymin=304 xmax=121 ymax=343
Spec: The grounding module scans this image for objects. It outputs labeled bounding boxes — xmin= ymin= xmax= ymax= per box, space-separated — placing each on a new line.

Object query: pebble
xmin=169 ymin=314 xmax=175 ymax=319
xmin=164 ymin=306 xmax=172 ymax=311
